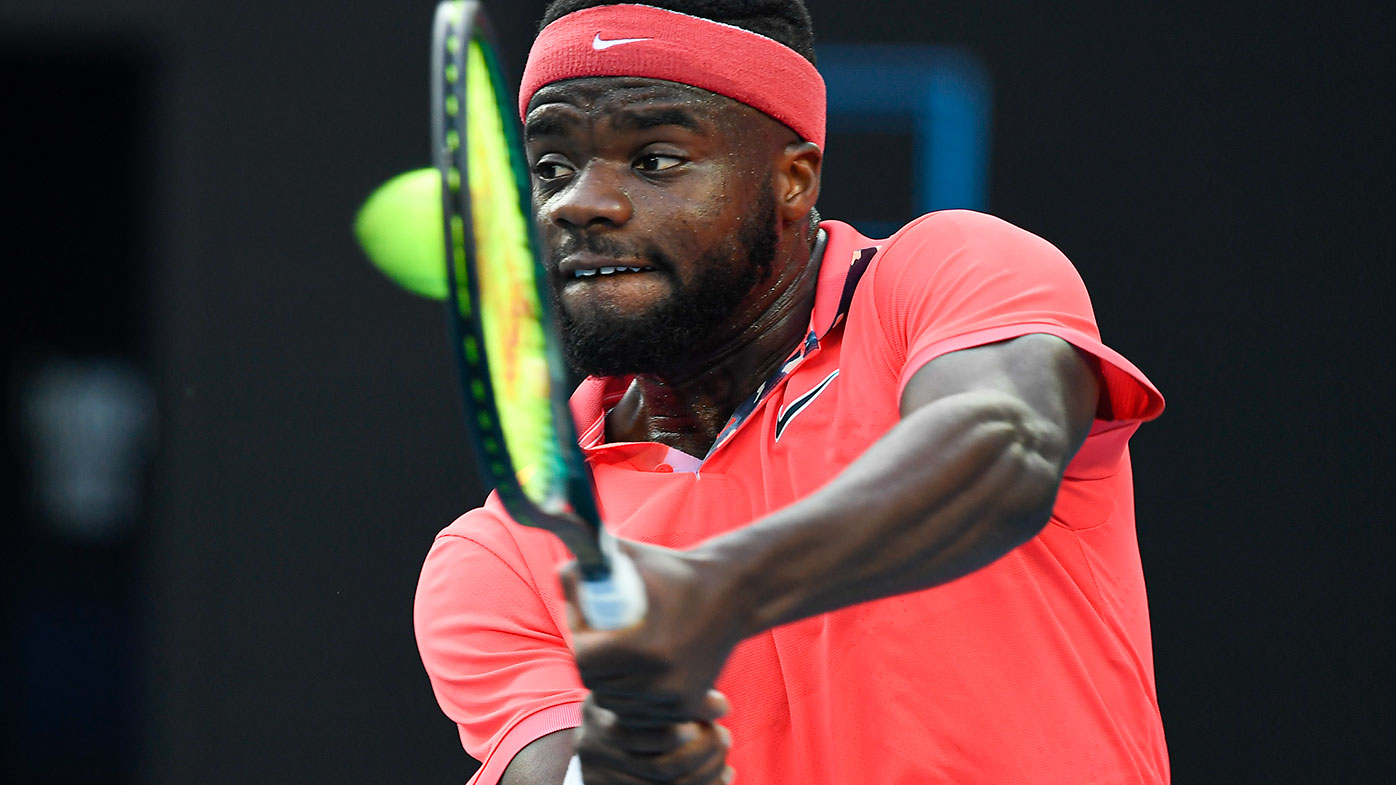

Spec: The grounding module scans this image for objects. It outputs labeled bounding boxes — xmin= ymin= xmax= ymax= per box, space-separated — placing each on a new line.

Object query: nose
xmin=544 ymin=161 xmax=633 ymax=231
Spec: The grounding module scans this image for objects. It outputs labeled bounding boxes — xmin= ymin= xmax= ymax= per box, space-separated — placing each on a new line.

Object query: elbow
xmin=967 ymin=395 xmax=1073 ymax=539
xmin=1001 ymin=441 xmax=1064 ymax=541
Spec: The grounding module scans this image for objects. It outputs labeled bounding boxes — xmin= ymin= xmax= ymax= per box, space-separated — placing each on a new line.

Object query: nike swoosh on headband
xmin=592 ymin=33 xmax=652 ymax=50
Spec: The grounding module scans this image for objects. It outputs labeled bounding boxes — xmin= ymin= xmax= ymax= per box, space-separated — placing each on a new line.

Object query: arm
xmin=413 ymin=520 xmax=731 ymax=785
xmin=706 ymin=332 xmax=1099 ymax=634
xmin=566 ymin=333 xmax=1099 ymax=718
xmin=500 ymin=730 xmax=575 ymax=785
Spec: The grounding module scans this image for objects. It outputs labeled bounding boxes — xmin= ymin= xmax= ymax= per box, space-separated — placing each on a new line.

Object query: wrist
xmin=690 ymin=532 xmax=785 ymax=642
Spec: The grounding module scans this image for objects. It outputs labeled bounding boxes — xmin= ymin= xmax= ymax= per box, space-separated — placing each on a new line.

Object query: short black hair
xmin=538 ymin=0 xmax=816 ymax=64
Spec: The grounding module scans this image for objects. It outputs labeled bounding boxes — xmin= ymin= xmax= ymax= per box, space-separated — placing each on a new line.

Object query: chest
xmin=590 ymin=335 xmax=898 ymax=548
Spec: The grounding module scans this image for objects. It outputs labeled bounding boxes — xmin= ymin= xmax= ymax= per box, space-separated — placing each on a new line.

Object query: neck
xmin=607 ymin=230 xmax=826 ymax=456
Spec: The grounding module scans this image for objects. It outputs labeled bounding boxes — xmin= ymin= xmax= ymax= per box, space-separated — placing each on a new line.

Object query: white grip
xmin=563 ymin=754 xmax=585 ymax=785
xmin=578 ymin=546 xmax=647 ymax=629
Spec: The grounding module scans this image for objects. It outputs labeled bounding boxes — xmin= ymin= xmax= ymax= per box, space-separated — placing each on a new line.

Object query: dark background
xmin=2 ymin=1 xmax=1391 ymax=782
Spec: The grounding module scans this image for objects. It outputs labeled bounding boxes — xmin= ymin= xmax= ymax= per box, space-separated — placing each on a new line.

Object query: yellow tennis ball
xmin=354 ymin=168 xmax=448 ymax=300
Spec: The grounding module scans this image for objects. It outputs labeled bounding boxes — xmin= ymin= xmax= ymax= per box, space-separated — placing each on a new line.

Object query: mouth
xmin=570 ymin=264 xmax=651 ymax=279
xmin=557 ymin=253 xmax=660 ymax=281
xmin=555 ymin=251 xmax=671 ymax=314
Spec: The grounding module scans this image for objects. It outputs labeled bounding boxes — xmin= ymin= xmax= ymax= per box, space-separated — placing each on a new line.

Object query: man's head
xmin=522 ymin=2 xmax=824 ymax=378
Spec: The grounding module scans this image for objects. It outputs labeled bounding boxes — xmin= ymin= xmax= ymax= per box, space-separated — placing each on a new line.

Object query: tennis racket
xmin=431 ymin=0 xmax=645 ymax=629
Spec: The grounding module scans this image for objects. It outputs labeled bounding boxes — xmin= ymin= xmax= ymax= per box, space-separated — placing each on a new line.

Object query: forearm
xmin=698 ymin=390 xmax=1079 ymax=638
xmin=502 ymin=729 xmax=577 ymax=785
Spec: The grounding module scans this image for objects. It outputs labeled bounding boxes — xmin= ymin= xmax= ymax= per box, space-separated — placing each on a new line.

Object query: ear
xmin=774 ymin=141 xmax=822 ymax=224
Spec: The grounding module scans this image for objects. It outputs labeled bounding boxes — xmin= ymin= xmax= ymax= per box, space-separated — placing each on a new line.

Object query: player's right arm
xmin=414 ymin=518 xmax=580 ymax=785
xmin=500 ymin=730 xmax=574 ymax=785
xmin=415 ymin=506 xmax=730 ymax=785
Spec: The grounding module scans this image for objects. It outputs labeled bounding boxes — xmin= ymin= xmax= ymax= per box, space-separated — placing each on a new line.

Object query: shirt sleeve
xmin=869 ymin=210 xmax=1164 ymax=423
xmin=414 ymin=509 xmax=587 ymax=785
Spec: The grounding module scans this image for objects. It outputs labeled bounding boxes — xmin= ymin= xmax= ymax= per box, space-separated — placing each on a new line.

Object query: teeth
xmin=572 ymin=266 xmax=648 ymax=279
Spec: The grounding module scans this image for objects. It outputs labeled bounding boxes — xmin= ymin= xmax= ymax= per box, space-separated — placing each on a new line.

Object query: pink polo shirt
xmin=416 ymin=211 xmax=1168 ymax=784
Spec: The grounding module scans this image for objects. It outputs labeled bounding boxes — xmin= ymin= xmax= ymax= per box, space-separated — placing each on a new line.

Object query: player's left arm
xmin=708 ymin=331 xmax=1098 ymax=628
xmin=565 ymin=332 xmax=1099 ymax=720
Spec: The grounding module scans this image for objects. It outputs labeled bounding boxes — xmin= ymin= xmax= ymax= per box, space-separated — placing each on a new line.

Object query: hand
xmin=576 ymin=690 xmax=734 ymax=785
xmin=560 ymin=540 xmax=747 ymax=723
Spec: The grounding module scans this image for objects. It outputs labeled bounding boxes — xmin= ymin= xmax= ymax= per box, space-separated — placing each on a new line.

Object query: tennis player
xmin=415 ymin=1 xmax=1169 ymax=783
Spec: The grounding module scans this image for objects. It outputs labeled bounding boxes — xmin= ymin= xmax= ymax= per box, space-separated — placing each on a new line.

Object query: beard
xmin=551 ymin=189 xmax=779 ymax=378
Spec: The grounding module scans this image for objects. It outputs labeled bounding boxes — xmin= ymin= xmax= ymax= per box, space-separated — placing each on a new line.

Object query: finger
xmin=586 ymin=691 xmax=719 ymax=729
xmin=557 ymin=562 xmax=586 ymax=632
xmin=667 ymin=738 xmax=730 ymax=785
xmin=645 ymin=723 xmax=731 ymax=785
xmin=697 ymin=690 xmax=730 ymax=721
xmin=582 ymin=697 xmax=689 ymax=754
xmin=601 ymin=689 xmax=725 ymax=725
xmin=580 ymin=721 xmax=730 ymax=784
xmin=590 ymin=690 xmax=689 ymax=725
xmin=584 ymin=680 xmax=716 ymax=719
xmin=581 ymin=697 xmax=732 ymax=770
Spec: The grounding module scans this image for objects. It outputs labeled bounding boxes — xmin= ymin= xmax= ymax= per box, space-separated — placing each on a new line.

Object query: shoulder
xmin=840 ymin=211 xmax=1164 ymax=424
xmin=874 ymin=209 xmax=1082 ymax=284
xmin=841 ymin=210 xmax=1094 ymax=349
xmin=432 ymin=495 xmax=539 ymax=556
xmin=417 ymin=497 xmax=574 ymax=622
xmin=413 ymin=500 xmax=579 ymax=704
xmin=413 ymin=501 xmax=587 ymax=781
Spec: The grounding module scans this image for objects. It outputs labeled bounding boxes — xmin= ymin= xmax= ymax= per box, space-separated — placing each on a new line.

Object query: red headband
xmin=520 ymin=4 xmax=826 ymax=149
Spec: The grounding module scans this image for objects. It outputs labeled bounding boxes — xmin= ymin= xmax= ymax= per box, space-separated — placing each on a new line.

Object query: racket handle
xmin=579 ymin=548 xmax=647 ymax=630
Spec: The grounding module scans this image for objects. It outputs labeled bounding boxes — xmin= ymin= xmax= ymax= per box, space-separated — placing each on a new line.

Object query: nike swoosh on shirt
xmin=775 ymin=370 xmax=839 ymax=441
xmin=592 ymin=34 xmax=652 ymax=50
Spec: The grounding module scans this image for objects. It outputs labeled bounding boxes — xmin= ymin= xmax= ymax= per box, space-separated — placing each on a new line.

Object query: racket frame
xmin=430 ymin=0 xmax=646 ymax=629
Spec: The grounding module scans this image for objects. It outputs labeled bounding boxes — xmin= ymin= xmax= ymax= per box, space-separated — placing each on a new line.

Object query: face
xmin=524 ymin=78 xmax=781 ymax=377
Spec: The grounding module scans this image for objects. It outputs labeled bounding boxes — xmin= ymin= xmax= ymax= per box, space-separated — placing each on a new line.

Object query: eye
xmin=533 ymin=158 xmax=575 ymax=182
xmin=633 ymin=154 xmax=684 ymax=173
